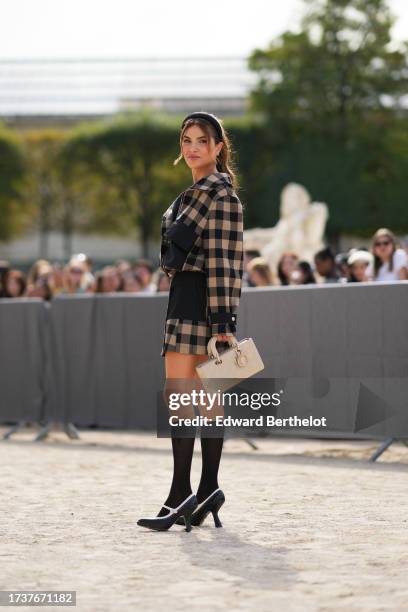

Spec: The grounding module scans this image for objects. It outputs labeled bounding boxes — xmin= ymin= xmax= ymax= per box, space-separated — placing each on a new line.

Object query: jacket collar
xmin=187 ymin=171 xmax=232 ymax=192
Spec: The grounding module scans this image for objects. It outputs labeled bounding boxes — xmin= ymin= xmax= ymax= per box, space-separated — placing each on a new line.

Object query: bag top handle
xmin=207 ymin=335 xmax=238 ymax=362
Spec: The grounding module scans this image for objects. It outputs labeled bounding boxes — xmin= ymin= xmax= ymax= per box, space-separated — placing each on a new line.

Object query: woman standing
xmin=137 ymin=112 xmax=244 ymax=532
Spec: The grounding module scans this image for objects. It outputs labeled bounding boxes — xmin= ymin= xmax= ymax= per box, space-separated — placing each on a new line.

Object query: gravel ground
xmin=1 ymin=428 xmax=407 ymax=612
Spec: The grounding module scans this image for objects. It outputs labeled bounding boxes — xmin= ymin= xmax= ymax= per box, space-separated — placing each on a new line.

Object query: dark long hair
xmin=4 ymin=269 xmax=27 ymax=297
xmin=277 ymin=252 xmax=299 ymax=285
xmin=173 ymin=115 xmax=239 ymax=193
xmin=298 ymin=261 xmax=316 ymax=284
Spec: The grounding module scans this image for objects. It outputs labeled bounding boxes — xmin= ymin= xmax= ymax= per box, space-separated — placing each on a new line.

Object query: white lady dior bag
xmin=195 ymin=336 xmax=265 ymax=394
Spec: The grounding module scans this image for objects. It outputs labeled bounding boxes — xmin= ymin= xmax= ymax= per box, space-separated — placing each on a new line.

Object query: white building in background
xmin=0 ymin=56 xmax=257 ymax=120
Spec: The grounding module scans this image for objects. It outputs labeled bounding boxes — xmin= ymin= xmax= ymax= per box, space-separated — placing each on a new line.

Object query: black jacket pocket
xmin=166 ymin=221 xmax=198 ymax=252
xmin=162 ymin=221 xmax=198 ymax=270
xmin=162 ymin=241 xmax=188 ymax=270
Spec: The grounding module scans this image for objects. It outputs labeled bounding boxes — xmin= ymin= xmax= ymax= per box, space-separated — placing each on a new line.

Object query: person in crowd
xmin=243 ymin=249 xmax=261 ymax=287
xmin=60 ymin=256 xmax=89 ymax=294
xmin=97 ymin=265 xmax=123 ymax=293
xmin=27 ymin=259 xmax=51 ymax=287
xmin=70 ymin=252 xmax=95 ymax=291
xmin=277 ymin=252 xmax=299 ymax=285
xmin=0 ymin=259 xmax=10 ymax=297
xmin=132 ymin=259 xmax=155 ymax=293
xmin=155 ymin=270 xmax=171 ymax=292
xmin=247 ymin=256 xmax=273 ymax=286
xmin=122 ymin=270 xmax=143 ymax=293
xmin=402 ymin=236 xmax=408 ymax=259
xmin=335 ymin=252 xmax=350 ymax=281
xmin=3 ymin=269 xmax=27 ymax=297
xmin=94 ymin=271 xmax=105 ymax=293
xmin=114 ymin=258 xmax=132 ymax=274
xmin=290 ymin=261 xmax=316 ymax=285
xmin=347 ymin=250 xmax=373 ymax=282
xmin=26 ymin=259 xmax=54 ymax=300
xmin=26 ymin=276 xmax=53 ymax=300
xmin=314 ymin=247 xmax=341 ymax=283
xmin=49 ymin=263 xmax=66 ymax=295
xmin=366 ymin=228 xmax=408 ymax=281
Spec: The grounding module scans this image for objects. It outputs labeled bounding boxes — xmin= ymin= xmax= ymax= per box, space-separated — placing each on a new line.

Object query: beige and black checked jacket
xmin=160 ymin=172 xmax=244 ymax=335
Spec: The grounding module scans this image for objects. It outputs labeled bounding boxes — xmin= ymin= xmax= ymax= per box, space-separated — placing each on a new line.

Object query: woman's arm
xmin=204 ymin=193 xmax=244 ymax=337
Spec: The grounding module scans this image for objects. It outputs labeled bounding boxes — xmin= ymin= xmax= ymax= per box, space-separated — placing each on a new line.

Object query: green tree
xmin=61 ymin=111 xmax=184 ymax=258
xmin=0 ymin=125 xmax=26 ymax=242
xmin=22 ymin=129 xmax=68 ymax=259
xmin=249 ymin=0 xmax=408 ymax=139
xmin=246 ymin=0 xmax=408 ymax=240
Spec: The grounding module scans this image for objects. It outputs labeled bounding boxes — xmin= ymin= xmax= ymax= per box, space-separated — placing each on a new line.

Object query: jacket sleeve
xmin=203 ymin=192 xmax=244 ymax=336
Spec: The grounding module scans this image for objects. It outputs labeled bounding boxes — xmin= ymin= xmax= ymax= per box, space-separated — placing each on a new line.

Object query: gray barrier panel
xmin=242 ymin=282 xmax=408 ymax=438
xmin=48 ymin=293 xmax=168 ymax=429
xmin=243 ymin=281 xmax=408 ymax=378
xmin=0 ymin=298 xmax=49 ymax=422
xmin=1 ymin=283 xmax=407 ymax=433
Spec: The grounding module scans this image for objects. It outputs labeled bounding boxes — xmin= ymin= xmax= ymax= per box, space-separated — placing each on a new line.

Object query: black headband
xmin=181 ymin=112 xmax=223 ymax=141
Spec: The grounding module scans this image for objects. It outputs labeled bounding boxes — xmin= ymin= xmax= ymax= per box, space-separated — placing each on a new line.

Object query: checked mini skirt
xmin=161 ymin=270 xmax=230 ymax=357
xmin=161 ymin=270 xmax=211 ymax=356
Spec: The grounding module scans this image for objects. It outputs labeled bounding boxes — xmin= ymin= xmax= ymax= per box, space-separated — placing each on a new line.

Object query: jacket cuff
xmin=165 ymin=221 xmax=198 ymax=252
xmin=208 ymin=312 xmax=237 ymax=335
xmin=211 ymin=324 xmax=236 ymax=335
xmin=208 ymin=312 xmax=237 ymax=325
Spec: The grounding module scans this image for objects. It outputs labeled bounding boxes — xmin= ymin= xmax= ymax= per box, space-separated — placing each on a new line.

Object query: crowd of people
xmin=0 ymin=255 xmax=169 ymax=300
xmin=0 ymin=227 xmax=407 ymax=301
xmin=245 ymin=227 xmax=408 ymax=287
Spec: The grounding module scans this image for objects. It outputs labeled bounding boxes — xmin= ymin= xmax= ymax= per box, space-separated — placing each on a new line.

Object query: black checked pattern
xmin=160 ymin=172 xmax=244 ymax=356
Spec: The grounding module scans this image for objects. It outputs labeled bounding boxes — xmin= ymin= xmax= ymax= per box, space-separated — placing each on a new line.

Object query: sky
xmin=2 ymin=0 xmax=407 ymax=60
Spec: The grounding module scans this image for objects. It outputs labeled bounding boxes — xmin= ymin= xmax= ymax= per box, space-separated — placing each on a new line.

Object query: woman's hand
xmin=215 ymin=334 xmax=233 ymax=343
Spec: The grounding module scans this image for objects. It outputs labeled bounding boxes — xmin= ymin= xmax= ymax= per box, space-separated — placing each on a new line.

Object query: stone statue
xmin=243 ymin=183 xmax=328 ymax=270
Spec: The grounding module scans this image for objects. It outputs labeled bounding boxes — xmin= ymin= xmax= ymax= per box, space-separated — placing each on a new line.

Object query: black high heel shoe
xmin=175 ymin=488 xmax=225 ymax=528
xmin=137 ymin=493 xmax=198 ymax=532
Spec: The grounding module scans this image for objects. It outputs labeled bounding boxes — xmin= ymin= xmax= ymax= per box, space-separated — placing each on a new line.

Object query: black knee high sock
xmin=196 ymin=423 xmax=225 ymax=504
xmin=157 ymin=426 xmax=196 ymax=517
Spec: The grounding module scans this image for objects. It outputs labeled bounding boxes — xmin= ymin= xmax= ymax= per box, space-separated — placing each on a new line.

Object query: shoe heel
xmin=211 ymin=492 xmax=225 ymax=528
xmin=183 ymin=512 xmax=193 ymax=532
xmin=180 ymin=495 xmax=198 ymax=532
xmin=212 ymin=509 xmax=222 ymax=528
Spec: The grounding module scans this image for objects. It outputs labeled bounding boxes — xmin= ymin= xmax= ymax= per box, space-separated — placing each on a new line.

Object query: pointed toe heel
xmin=137 ymin=493 xmax=197 ymax=532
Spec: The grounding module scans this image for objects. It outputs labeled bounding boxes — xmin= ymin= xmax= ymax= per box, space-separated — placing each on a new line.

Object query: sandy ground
xmin=1 ymin=427 xmax=407 ymax=612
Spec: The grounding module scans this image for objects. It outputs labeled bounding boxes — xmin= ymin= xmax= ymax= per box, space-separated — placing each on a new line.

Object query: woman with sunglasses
xmin=367 ymin=228 xmax=408 ymax=281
